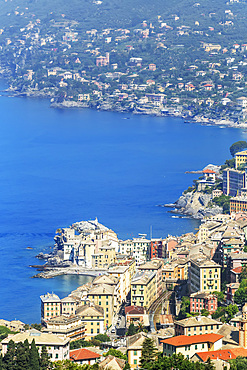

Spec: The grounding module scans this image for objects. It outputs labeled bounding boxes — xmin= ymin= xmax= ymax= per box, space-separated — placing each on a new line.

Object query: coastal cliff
xmin=172 ymin=190 xmax=222 ymax=219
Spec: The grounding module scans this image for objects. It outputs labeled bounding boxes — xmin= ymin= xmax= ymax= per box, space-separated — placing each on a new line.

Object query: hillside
xmin=0 ymin=0 xmax=240 ymax=32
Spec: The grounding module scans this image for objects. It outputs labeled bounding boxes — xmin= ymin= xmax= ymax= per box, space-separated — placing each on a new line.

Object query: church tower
xmin=239 ymin=303 xmax=247 ymax=348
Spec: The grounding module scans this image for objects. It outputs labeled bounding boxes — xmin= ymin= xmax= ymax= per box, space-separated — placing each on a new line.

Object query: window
xmin=55 ymin=354 xmax=58 ymax=359
xmin=134 ymin=360 xmax=137 ymax=365
xmin=134 ymin=351 xmax=137 ymax=356
xmin=91 ymin=329 xmax=93 ymax=334
xmin=195 ymin=345 xmax=197 ymax=350
xmin=202 ymin=344 xmax=204 ymax=349
xmin=97 ymin=329 xmax=99 ymax=333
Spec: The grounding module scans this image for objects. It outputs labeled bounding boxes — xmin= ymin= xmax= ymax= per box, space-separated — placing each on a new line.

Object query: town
xmin=3 ymin=145 xmax=247 ymax=368
xmin=2 ymin=1 xmax=247 ymax=126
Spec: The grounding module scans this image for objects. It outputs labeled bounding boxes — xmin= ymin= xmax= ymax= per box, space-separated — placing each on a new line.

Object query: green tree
xmin=104 ymin=348 xmax=127 ymax=360
xmin=140 ymin=338 xmax=157 ymax=369
xmin=229 ymin=356 xmax=247 ymax=369
xmin=2 ymin=340 xmax=16 ymax=370
xmin=29 ymin=339 xmax=40 ymax=370
xmin=15 ymin=342 xmax=30 ymax=370
xmin=40 ymin=345 xmax=50 ymax=370
xmin=225 ymin=304 xmax=238 ymax=322
xmin=230 ymin=141 xmax=247 ymax=157
xmin=126 ymin=323 xmax=137 ymax=336
xmin=94 ymin=334 xmax=110 ymax=342
xmin=213 ymin=291 xmax=225 ymax=304
xmin=234 ymin=279 xmax=247 ymax=306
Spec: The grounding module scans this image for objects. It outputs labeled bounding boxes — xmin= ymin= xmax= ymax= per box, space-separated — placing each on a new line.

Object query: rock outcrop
xmin=173 ymin=190 xmax=222 ymax=219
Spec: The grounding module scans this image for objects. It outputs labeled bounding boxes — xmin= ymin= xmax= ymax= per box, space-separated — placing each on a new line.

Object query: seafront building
xmin=40 ymin=292 xmax=61 ymax=321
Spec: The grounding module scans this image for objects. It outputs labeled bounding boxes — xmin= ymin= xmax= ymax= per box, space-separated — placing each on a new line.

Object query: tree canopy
xmin=230 ymin=141 xmax=247 ymax=157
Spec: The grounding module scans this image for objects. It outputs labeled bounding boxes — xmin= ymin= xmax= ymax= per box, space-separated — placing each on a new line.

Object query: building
xmin=1 ymin=329 xmax=70 ymax=361
xmin=40 ymin=292 xmax=61 ymax=321
xmin=125 ymin=306 xmax=149 ymax=328
xmin=174 ymin=316 xmax=222 ymax=336
xmin=230 ymin=195 xmax=247 ymax=213
xmin=239 ymin=303 xmax=247 ymax=348
xmin=87 ymin=284 xmax=116 ymax=329
xmin=70 ymin=348 xmax=101 ymax=365
xmin=126 ymin=332 xmax=156 ymax=369
xmin=99 ymin=355 xmax=125 ymax=370
xmin=61 ymin=296 xmax=77 ymax=315
xmin=235 ymin=150 xmax=247 ymax=169
xmin=226 ymin=283 xmax=240 ymax=304
xmin=118 ymin=237 xmax=150 ymax=265
xmin=131 ymin=271 xmax=156 ymax=309
xmin=190 ymin=292 xmax=218 ymax=314
xmin=189 ymin=258 xmax=221 ymax=293
xmin=91 ymin=245 xmax=116 ymax=269
xmin=223 ymin=168 xmax=246 ymax=196
xmin=150 ymin=239 xmax=165 ymax=259
xmin=96 ymin=53 xmax=110 ymax=67
xmin=42 ymin=315 xmax=85 ymax=340
xmin=191 ymin=347 xmax=247 ymax=365
xmin=137 ymin=259 xmax=163 ymax=297
xmin=76 ymin=304 xmax=104 ymax=340
xmin=162 ymin=333 xmax=224 ymax=359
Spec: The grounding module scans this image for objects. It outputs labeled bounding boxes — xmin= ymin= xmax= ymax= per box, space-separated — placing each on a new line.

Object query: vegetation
xmin=212 ymin=194 xmax=231 ymax=214
xmin=212 ymin=304 xmax=238 ymax=323
xmin=126 ymin=322 xmax=147 ymax=336
xmin=234 ymin=279 xmax=247 ymax=306
xmin=104 ymin=348 xmax=127 ymax=361
xmin=140 ymin=338 xmax=157 ymax=369
xmin=230 ymin=141 xmax=247 ymax=157
xmin=0 ymin=326 xmax=18 ymax=341
xmin=52 ymin=360 xmax=99 ymax=370
xmin=0 ymin=339 xmax=50 ymax=370
xmin=229 ymin=356 xmax=247 ymax=370
xmin=141 ymin=353 xmax=215 ymax=370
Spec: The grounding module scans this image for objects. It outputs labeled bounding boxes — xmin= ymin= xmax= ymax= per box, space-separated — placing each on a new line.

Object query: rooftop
xmin=70 ymin=348 xmax=101 ymax=361
xmin=161 ymin=334 xmax=224 ymax=346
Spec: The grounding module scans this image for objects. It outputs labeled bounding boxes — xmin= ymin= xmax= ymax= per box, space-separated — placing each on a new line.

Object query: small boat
xmin=26 ymin=247 xmax=33 ymax=250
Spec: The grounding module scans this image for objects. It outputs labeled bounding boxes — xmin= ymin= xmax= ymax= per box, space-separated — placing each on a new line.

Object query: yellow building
xmin=174 ymin=316 xmax=222 ymax=336
xmin=230 ymin=196 xmax=247 ymax=213
xmin=108 ymin=259 xmax=136 ymax=304
xmin=91 ymin=245 xmax=116 ymax=269
xmin=87 ymin=284 xmax=116 ymax=329
xmin=126 ymin=333 xmax=156 ymax=369
xmin=235 ymin=150 xmax=247 ymax=169
xmin=131 ymin=271 xmax=156 ymax=309
xmin=40 ymin=292 xmax=61 ymax=322
xmin=76 ymin=304 xmax=104 ymax=340
xmin=190 ymin=259 xmax=221 ymax=293
xmin=61 ymin=296 xmax=76 ymax=315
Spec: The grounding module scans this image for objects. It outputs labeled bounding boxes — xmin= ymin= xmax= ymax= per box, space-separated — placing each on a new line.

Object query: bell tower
xmin=239 ymin=303 xmax=247 ymax=348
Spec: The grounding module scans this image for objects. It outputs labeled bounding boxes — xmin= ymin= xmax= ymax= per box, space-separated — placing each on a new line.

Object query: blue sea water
xmin=0 ymin=83 xmax=247 ymax=323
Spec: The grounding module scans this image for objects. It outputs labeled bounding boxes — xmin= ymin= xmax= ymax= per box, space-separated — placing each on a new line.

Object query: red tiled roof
xmin=196 ymin=347 xmax=247 ymax=362
xmin=161 ymin=334 xmax=223 ymax=347
xmin=232 ymin=266 xmax=242 ymax=274
xmin=202 ymin=169 xmax=215 ymax=174
xmin=70 ymin=349 xmax=101 ymax=361
xmin=125 ymin=306 xmax=144 ymax=315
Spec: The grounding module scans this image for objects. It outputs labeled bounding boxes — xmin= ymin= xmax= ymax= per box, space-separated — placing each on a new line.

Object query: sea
xmin=0 ymin=81 xmax=247 ymax=323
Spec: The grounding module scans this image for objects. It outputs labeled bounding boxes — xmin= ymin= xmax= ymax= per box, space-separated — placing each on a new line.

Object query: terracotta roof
xmin=202 ymin=169 xmax=216 ymax=174
xmin=232 ymin=266 xmax=242 ymax=274
xmin=70 ymin=348 xmax=101 ymax=361
xmin=125 ymin=306 xmax=144 ymax=315
xmin=196 ymin=347 xmax=247 ymax=362
xmin=161 ymin=334 xmax=223 ymax=346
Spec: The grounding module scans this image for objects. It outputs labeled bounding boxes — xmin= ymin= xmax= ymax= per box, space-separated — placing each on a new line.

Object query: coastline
xmin=0 ymin=74 xmax=246 ymax=130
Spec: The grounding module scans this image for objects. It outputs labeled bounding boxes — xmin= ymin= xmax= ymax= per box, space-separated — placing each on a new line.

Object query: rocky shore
xmin=168 ymin=190 xmax=222 ymax=219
